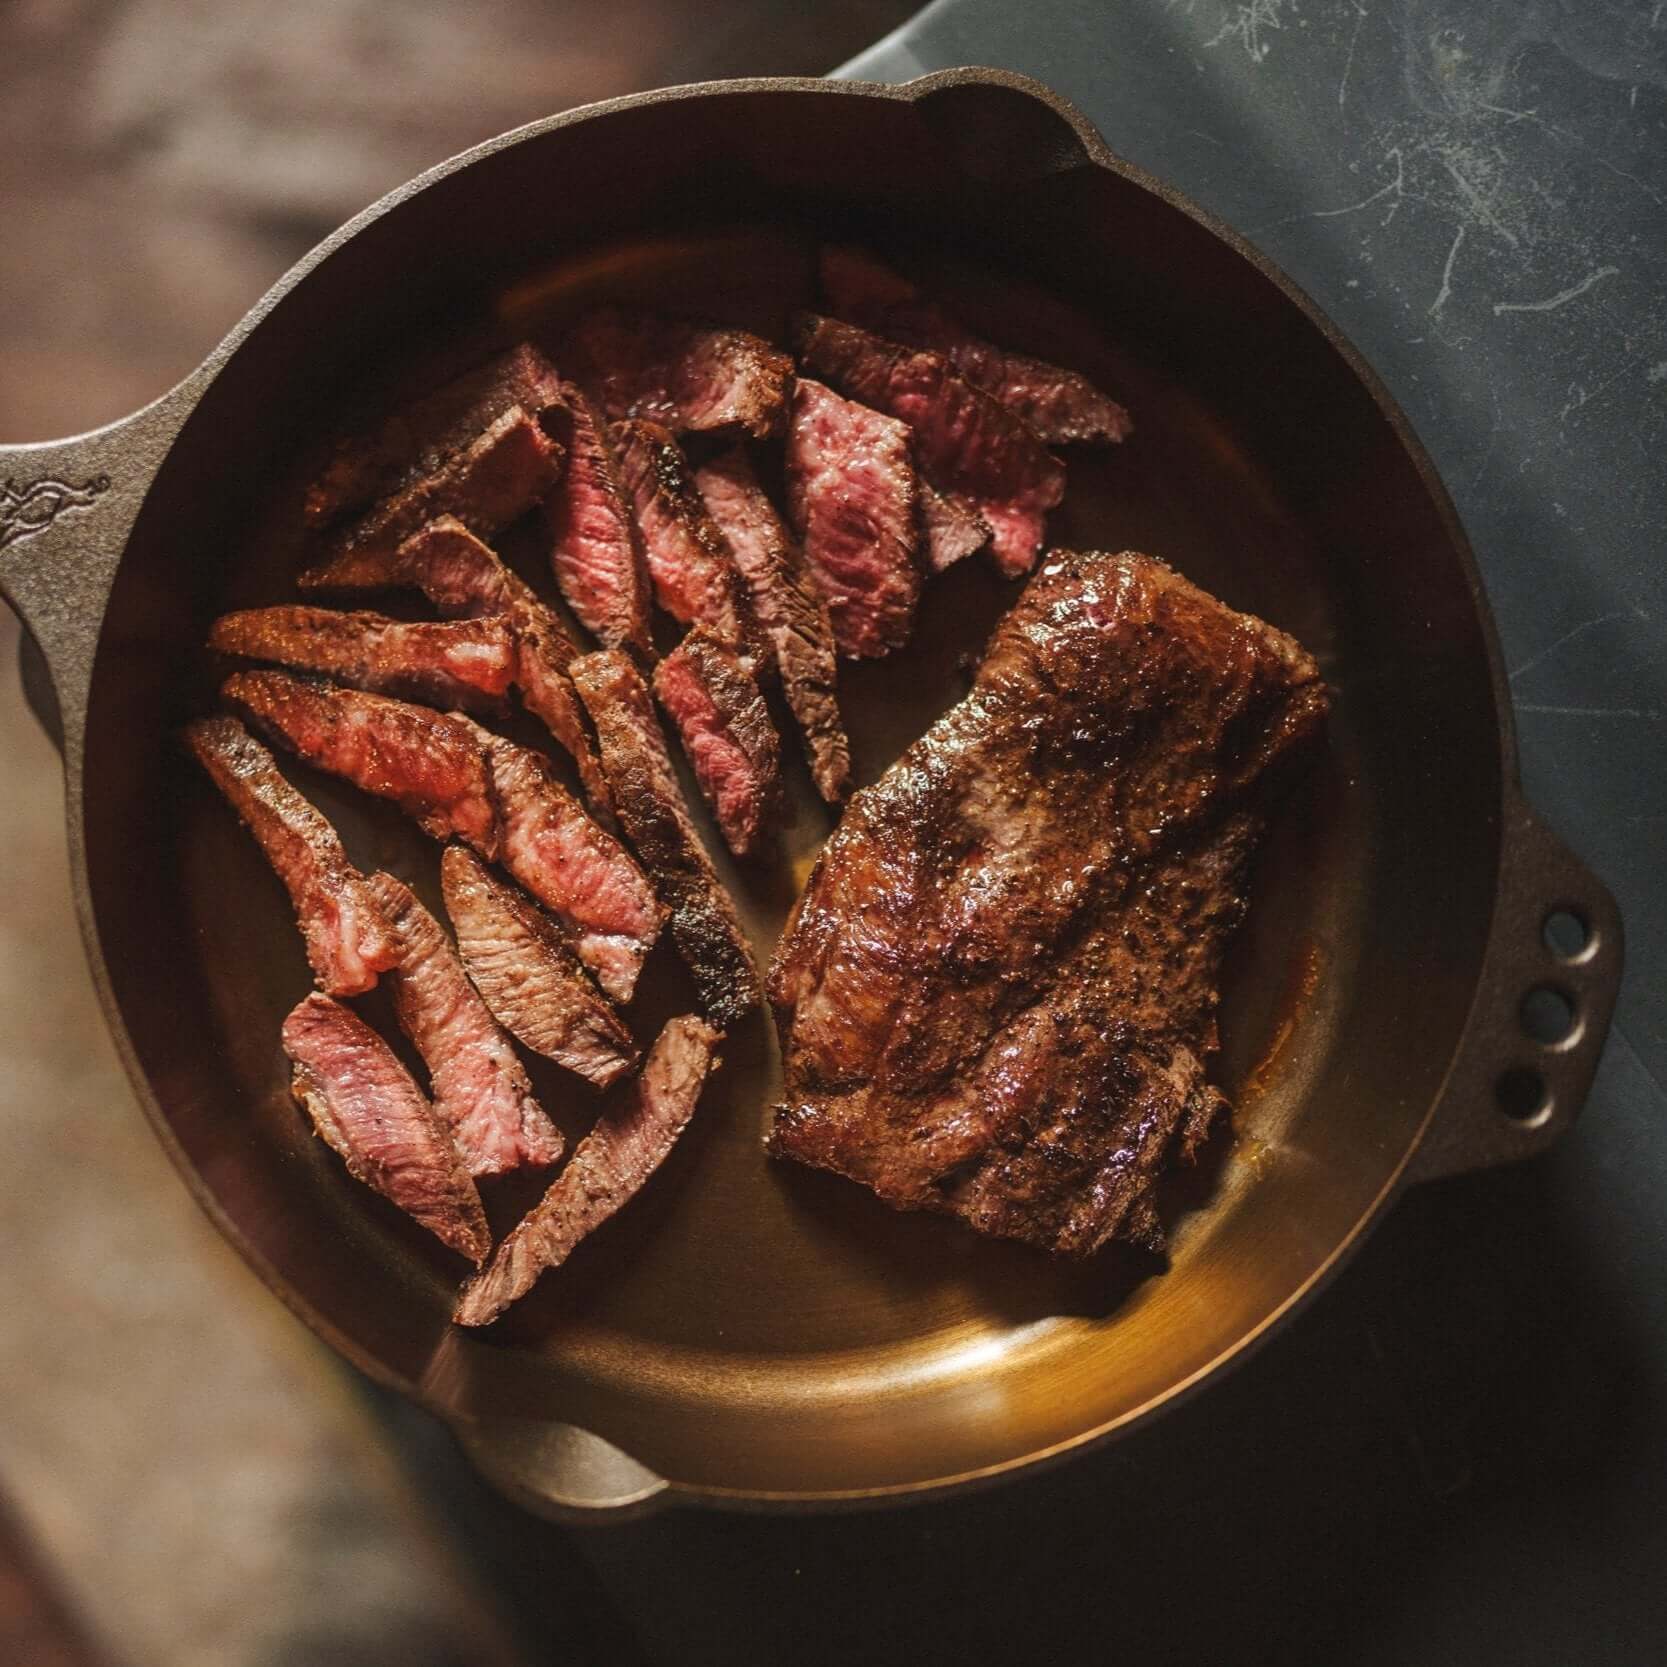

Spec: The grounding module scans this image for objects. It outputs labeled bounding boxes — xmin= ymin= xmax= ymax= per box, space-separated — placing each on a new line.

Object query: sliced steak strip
xmin=305 ymin=343 xmax=566 ymax=530
xmin=478 ymin=732 xmax=664 ymax=1004
xmin=543 ymin=386 xmax=654 ymax=654
xmin=610 ymin=419 xmax=764 ymax=663
xmin=918 ymin=481 xmax=991 ymax=574
xmin=228 ymin=671 xmax=658 ymax=1000
xmin=454 ymin=1015 xmax=722 ymax=1326
xmin=768 ymin=549 xmax=1329 ymax=1258
xmin=224 ymin=670 xmax=499 ymax=853
xmin=440 ymin=845 xmax=638 ymax=1090
xmin=301 ymin=516 xmax=611 ymax=819
xmin=365 ymin=871 xmax=566 ymax=1176
xmin=283 ymin=992 xmax=490 ymax=1264
xmin=185 ymin=716 xmax=398 ymax=997
xmin=570 ymin=650 xmax=761 ymax=1027
xmin=819 ymin=246 xmax=1132 ymax=445
xmin=693 ymin=446 xmax=851 ymax=803
xmin=497 ymin=595 xmax=616 ymax=822
xmin=793 ymin=313 xmax=1065 ymax=578
xmin=308 ymin=406 xmax=564 ymax=588
xmin=568 ymin=307 xmax=791 ymax=437
xmin=210 ymin=606 xmax=514 ymax=713
xmin=300 ymin=510 xmax=514 ymax=612
xmin=653 ymin=626 xmax=782 ymax=861
xmin=784 ymin=377 xmax=921 ymax=659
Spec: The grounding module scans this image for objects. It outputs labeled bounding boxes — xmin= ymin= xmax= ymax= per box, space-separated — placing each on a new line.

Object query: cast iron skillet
xmin=0 ymin=69 xmax=1624 ymax=1516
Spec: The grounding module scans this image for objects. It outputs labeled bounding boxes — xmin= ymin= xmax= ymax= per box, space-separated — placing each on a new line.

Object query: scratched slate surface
xmin=507 ymin=7 xmax=1667 ymax=1666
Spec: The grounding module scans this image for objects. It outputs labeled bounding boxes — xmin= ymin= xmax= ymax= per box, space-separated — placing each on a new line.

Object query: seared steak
xmin=440 ymin=845 xmax=639 ymax=1089
xmin=611 ymin=419 xmax=764 ymax=663
xmin=543 ymin=385 xmax=654 ymax=654
xmin=570 ymin=650 xmax=761 ymax=1027
xmin=478 ymin=732 xmax=664 ymax=1004
xmin=785 ymin=376 xmax=921 ymax=659
xmin=453 ymin=1015 xmax=722 ymax=1326
xmin=301 ymin=515 xmax=611 ymax=818
xmin=819 ymin=247 xmax=1132 ymax=446
xmin=494 ymin=597 xmax=615 ymax=823
xmin=209 ymin=606 xmax=514 ymax=713
xmin=693 ymin=446 xmax=851 ymax=803
xmin=308 ymin=406 xmax=564 ymax=586
xmin=918 ymin=481 xmax=991 ymax=574
xmin=224 ymin=673 xmax=657 ymax=997
xmin=304 ymin=343 xmax=566 ymax=530
xmin=365 ymin=871 xmax=566 ymax=1175
xmin=653 ymin=626 xmax=782 ymax=860
xmin=301 ymin=511 xmax=514 ymax=613
xmin=185 ymin=716 xmax=399 ymax=997
xmin=794 ymin=314 xmax=1065 ymax=578
xmin=224 ymin=670 xmax=499 ymax=853
xmin=768 ymin=550 xmax=1328 ymax=1257
xmin=568 ymin=307 xmax=791 ymax=437
xmin=283 ymin=992 xmax=490 ymax=1264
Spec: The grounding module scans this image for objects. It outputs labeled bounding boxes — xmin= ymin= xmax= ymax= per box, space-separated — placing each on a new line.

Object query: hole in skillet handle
xmin=1495 ymin=1066 xmax=1550 ymax=1126
xmin=907 ymin=75 xmax=1097 ymax=187
xmin=1542 ymin=908 xmax=1591 ymax=963
xmin=1407 ymin=802 xmax=1623 ymax=1184
xmin=1520 ymin=985 xmax=1579 ymax=1048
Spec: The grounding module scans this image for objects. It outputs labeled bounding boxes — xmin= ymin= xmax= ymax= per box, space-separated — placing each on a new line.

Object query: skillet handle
xmin=454 ymin=1417 xmax=671 ymax=1522
xmin=0 ymin=380 xmax=202 ymax=762
xmin=898 ymin=67 xmax=1108 ymax=184
xmin=1406 ymin=791 xmax=1624 ymax=1183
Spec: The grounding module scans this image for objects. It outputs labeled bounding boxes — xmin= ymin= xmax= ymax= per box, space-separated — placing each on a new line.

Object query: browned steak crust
xmin=304 ymin=343 xmax=566 ymax=529
xmin=365 ymin=871 xmax=566 ymax=1175
xmin=223 ymin=672 xmax=660 ymax=999
xmin=567 ymin=308 xmax=792 ymax=437
xmin=694 ymin=445 xmax=851 ymax=803
xmin=767 ymin=550 xmax=1329 ymax=1257
xmin=784 ymin=376 xmax=921 ymax=660
xmin=611 ymin=418 xmax=766 ymax=666
xmin=653 ymin=625 xmax=783 ymax=861
xmin=917 ymin=481 xmax=991 ymax=574
xmin=304 ymin=515 xmax=612 ymax=820
xmin=819 ymin=246 xmax=1132 ymax=446
xmin=209 ymin=605 xmax=514 ymax=713
xmin=185 ymin=716 xmax=399 ymax=997
xmin=309 ymin=406 xmax=564 ymax=585
xmin=794 ymin=313 xmax=1064 ymax=579
xmin=543 ymin=384 xmax=655 ymax=654
xmin=439 ymin=845 xmax=639 ymax=1090
xmin=454 ymin=1015 xmax=722 ymax=1326
xmin=283 ymin=992 xmax=490 ymax=1265
xmin=570 ymin=649 xmax=762 ymax=1028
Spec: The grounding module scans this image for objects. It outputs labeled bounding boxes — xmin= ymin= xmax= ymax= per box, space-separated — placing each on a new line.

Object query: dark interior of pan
xmin=81 ymin=79 xmax=1499 ymax=1501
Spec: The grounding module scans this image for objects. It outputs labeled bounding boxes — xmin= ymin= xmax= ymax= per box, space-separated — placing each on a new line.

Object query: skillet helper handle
xmin=455 ymin=1417 xmax=671 ymax=1522
xmin=1408 ymin=790 xmax=1624 ymax=1183
xmin=900 ymin=66 xmax=1107 ymax=185
xmin=0 ymin=383 xmax=200 ymax=759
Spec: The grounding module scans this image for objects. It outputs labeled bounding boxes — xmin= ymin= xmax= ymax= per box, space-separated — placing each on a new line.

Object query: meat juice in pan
xmin=177 ymin=226 xmax=1354 ymax=1422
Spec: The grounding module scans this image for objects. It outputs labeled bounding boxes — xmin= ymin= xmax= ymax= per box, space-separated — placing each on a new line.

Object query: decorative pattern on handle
xmin=0 ymin=474 xmax=111 ymax=552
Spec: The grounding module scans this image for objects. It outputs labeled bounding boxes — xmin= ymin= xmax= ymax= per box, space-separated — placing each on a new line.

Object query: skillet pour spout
xmin=0 ymin=67 xmax=1624 ymax=1518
